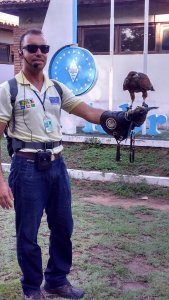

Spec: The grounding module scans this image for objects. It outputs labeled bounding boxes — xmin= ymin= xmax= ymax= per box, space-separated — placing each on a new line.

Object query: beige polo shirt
xmin=0 ymin=71 xmax=82 ymax=153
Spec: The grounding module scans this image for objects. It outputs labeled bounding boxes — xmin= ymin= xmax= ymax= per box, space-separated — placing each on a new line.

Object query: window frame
xmin=116 ymin=23 xmax=156 ymax=55
xmin=78 ymin=25 xmax=110 ymax=55
xmin=0 ymin=43 xmax=12 ymax=64
xmin=159 ymin=23 xmax=169 ymax=53
xmin=78 ymin=22 xmax=169 ymax=55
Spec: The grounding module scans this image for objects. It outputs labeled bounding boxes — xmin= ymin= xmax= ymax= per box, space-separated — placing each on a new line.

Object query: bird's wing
xmin=138 ymin=73 xmax=154 ymax=90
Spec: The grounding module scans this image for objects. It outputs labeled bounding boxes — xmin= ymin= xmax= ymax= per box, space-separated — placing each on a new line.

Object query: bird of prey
xmin=123 ymin=71 xmax=155 ymax=108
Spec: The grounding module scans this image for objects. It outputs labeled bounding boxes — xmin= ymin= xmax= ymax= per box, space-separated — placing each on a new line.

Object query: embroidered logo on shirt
xmin=49 ymin=97 xmax=60 ymax=105
xmin=19 ymin=99 xmax=35 ymax=110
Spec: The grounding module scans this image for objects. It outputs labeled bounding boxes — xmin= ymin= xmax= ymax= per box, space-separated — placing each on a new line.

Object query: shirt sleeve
xmin=0 ymin=82 xmax=12 ymax=124
xmin=58 ymin=82 xmax=82 ymax=113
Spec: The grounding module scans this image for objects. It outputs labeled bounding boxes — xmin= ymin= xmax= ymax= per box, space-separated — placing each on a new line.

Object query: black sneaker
xmin=23 ymin=290 xmax=45 ymax=300
xmin=44 ymin=282 xmax=85 ymax=299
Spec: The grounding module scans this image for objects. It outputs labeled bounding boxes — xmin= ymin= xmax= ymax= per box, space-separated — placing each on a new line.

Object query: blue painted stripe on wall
xmin=73 ymin=0 xmax=77 ymax=44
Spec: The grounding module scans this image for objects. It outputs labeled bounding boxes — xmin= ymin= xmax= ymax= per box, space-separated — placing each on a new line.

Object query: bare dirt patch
xmin=128 ymin=256 xmax=155 ymax=275
xmin=112 ymin=277 xmax=148 ymax=292
xmin=81 ymin=191 xmax=169 ymax=295
xmin=82 ymin=193 xmax=169 ymax=211
xmin=122 ymin=281 xmax=148 ymax=291
xmin=135 ymin=213 xmax=155 ymax=221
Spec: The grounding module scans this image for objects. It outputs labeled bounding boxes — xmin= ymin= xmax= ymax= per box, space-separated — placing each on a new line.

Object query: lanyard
xmin=33 ymin=90 xmax=46 ymax=112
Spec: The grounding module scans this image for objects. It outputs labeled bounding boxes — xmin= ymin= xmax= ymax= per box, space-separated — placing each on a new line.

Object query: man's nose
xmin=36 ymin=48 xmax=42 ymax=54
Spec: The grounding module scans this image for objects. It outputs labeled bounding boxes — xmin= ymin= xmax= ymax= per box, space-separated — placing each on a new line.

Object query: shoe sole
xmin=43 ymin=289 xmax=84 ymax=299
xmin=42 ymin=288 xmax=68 ymax=299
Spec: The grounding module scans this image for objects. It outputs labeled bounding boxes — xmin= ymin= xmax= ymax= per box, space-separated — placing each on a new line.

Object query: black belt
xmin=15 ymin=151 xmax=60 ymax=161
xmin=12 ymin=139 xmax=62 ymax=152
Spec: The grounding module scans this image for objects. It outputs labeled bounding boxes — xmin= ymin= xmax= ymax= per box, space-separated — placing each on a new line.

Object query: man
xmin=0 ymin=29 xmax=147 ymax=300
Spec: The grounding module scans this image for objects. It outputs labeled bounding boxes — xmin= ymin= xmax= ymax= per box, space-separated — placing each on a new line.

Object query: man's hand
xmin=0 ymin=179 xmax=13 ymax=209
xmin=100 ymin=106 xmax=158 ymax=142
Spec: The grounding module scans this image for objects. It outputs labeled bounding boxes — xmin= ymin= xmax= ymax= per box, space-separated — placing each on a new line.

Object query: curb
xmin=2 ymin=163 xmax=169 ymax=188
xmin=68 ymin=169 xmax=169 ymax=187
xmin=62 ymin=135 xmax=169 ymax=148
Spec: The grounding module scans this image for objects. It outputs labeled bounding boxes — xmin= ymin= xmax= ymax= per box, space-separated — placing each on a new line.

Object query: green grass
xmin=62 ymin=142 xmax=169 ymax=177
xmin=1 ymin=137 xmax=169 ymax=177
xmin=2 ymin=137 xmax=169 ymax=200
xmin=71 ymin=179 xmax=169 ymax=200
xmin=1 ymin=181 xmax=169 ymax=299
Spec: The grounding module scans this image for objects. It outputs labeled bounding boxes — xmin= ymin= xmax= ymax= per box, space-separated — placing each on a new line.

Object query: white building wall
xmin=42 ymin=0 xmax=76 ymax=70
xmin=76 ymin=1 xmax=169 ymax=128
xmin=0 ymin=64 xmax=14 ymax=83
xmin=42 ymin=0 xmax=78 ymax=134
xmin=0 ymin=29 xmax=14 ymax=83
xmin=0 ymin=29 xmax=13 ymax=43
xmin=77 ymin=53 xmax=169 ymax=127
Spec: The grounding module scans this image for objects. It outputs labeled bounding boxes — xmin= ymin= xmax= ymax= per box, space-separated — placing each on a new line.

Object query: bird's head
xmin=128 ymin=71 xmax=139 ymax=78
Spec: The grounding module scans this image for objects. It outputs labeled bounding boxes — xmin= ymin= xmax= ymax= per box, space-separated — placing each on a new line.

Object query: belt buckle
xmin=46 ymin=141 xmax=53 ymax=149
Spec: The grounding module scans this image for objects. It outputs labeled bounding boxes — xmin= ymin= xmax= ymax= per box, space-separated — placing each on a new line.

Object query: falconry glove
xmin=100 ymin=105 xmax=158 ymax=161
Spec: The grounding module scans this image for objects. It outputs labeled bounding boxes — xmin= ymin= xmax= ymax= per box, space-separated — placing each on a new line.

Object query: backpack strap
xmin=51 ymin=79 xmax=63 ymax=100
xmin=8 ymin=77 xmax=18 ymax=132
xmin=8 ymin=78 xmax=62 ymax=104
xmin=7 ymin=78 xmax=62 ymax=132
xmin=8 ymin=77 xmax=18 ymax=105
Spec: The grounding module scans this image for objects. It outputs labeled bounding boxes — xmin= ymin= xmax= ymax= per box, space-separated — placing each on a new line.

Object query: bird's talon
xmin=127 ymin=104 xmax=132 ymax=111
xmin=142 ymin=102 xmax=148 ymax=108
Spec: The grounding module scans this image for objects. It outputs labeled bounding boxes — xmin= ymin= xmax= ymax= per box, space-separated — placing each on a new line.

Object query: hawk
xmin=123 ymin=71 xmax=155 ymax=107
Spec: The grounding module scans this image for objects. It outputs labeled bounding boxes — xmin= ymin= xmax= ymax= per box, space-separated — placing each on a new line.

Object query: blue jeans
xmin=8 ymin=154 xmax=73 ymax=294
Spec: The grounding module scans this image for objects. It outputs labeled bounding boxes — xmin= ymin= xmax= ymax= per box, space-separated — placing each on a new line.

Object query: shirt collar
xmin=15 ymin=71 xmax=54 ymax=88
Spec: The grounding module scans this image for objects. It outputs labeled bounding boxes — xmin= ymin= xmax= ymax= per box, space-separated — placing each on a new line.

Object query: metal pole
xmin=73 ymin=0 xmax=77 ymax=44
xmin=109 ymin=0 xmax=115 ymax=110
xmin=142 ymin=0 xmax=149 ymax=134
xmin=143 ymin=0 xmax=149 ymax=74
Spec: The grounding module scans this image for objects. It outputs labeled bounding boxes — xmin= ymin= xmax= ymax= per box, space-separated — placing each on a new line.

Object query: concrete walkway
xmin=62 ymin=134 xmax=169 ymax=148
xmin=2 ymin=163 xmax=169 ymax=188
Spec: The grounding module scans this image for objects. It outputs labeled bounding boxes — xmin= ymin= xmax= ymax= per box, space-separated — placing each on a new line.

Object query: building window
xmin=0 ymin=44 xmax=10 ymax=63
xmin=78 ymin=23 xmax=169 ymax=55
xmin=161 ymin=25 xmax=169 ymax=50
xmin=78 ymin=26 xmax=110 ymax=54
xmin=119 ymin=24 xmax=155 ymax=53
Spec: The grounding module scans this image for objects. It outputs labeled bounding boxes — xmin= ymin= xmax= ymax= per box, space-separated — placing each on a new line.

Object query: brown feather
xmin=123 ymin=71 xmax=155 ymax=103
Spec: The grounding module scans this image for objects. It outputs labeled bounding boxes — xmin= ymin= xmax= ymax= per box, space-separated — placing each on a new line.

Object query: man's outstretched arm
xmin=70 ymin=102 xmax=104 ymax=124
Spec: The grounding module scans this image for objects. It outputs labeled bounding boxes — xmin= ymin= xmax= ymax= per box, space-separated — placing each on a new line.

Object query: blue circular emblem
xmin=48 ymin=45 xmax=98 ymax=96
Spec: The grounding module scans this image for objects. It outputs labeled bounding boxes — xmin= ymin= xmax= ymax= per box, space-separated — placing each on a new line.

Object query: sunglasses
xmin=22 ymin=44 xmax=50 ymax=54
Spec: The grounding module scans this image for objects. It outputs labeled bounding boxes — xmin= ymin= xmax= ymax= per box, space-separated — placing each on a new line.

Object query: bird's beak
xmin=145 ymin=106 xmax=159 ymax=112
